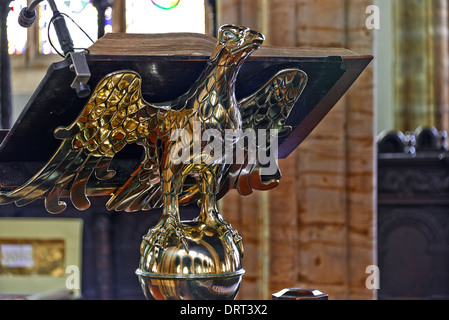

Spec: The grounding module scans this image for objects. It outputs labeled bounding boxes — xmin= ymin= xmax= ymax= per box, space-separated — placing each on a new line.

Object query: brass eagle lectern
xmin=0 ymin=23 xmax=372 ymax=299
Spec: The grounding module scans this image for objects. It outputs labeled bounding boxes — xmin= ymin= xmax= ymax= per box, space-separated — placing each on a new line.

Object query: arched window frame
xmin=9 ymin=0 xmax=214 ymax=64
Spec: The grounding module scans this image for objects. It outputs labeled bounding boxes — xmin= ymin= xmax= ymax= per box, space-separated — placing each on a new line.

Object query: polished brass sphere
xmin=136 ymin=220 xmax=245 ymax=300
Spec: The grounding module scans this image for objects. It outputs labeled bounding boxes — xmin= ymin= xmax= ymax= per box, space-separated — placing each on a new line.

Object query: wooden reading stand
xmin=0 ymin=32 xmax=372 ymax=190
xmin=0 ymin=32 xmax=372 ymax=299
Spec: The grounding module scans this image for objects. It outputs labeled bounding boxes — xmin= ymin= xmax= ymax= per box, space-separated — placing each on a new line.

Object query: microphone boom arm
xmin=18 ymin=0 xmax=91 ymax=98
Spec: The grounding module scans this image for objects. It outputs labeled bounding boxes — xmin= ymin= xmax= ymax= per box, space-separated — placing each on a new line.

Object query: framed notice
xmin=0 ymin=218 xmax=83 ymax=298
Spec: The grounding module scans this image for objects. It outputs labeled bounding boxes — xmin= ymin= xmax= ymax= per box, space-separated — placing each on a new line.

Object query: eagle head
xmin=210 ymin=25 xmax=265 ymax=63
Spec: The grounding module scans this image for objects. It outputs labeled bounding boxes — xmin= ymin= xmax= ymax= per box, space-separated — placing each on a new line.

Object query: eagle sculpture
xmin=0 ymin=25 xmax=307 ymax=253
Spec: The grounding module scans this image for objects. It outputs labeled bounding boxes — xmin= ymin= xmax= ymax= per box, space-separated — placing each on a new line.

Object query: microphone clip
xmin=68 ymin=51 xmax=91 ymax=99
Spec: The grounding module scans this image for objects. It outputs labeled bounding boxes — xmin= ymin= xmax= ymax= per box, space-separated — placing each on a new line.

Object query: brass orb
xmin=136 ymin=220 xmax=245 ymax=300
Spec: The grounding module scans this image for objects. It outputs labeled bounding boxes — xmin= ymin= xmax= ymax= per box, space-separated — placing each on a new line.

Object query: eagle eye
xmin=223 ymin=30 xmax=238 ymax=42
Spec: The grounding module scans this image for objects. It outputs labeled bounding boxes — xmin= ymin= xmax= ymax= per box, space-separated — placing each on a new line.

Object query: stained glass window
xmin=104 ymin=7 xmax=112 ymax=34
xmin=39 ymin=0 xmax=99 ymax=54
xmin=7 ymin=0 xmax=203 ymax=56
xmin=7 ymin=0 xmax=28 ymax=54
xmin=126 ymin=0 xmax=205 ymax=34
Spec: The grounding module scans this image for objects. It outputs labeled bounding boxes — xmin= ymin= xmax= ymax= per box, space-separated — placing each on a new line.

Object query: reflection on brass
xmin=137 ymin=221 xmax=245 ymax=300
xmin=0 ymin=25 xmax=307 ymax=299
xmin=0 ymin=239 xmax=65 ymax=276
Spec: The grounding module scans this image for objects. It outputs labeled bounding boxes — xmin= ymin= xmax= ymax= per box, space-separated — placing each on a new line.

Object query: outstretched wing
xmin=105 ymin=142 xmax=164 ymax=212
xmin=0 ymin=70 xmax=164 ymax=214
xmin=221 ymin=68 xmax=308 ymax=196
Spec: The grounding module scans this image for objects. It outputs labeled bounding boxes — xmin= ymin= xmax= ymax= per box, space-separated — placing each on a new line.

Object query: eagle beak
xmin=232 ymin=30 xmax=265 ymax=54
xmin=250 ymin=31 xmax=265 ymax=46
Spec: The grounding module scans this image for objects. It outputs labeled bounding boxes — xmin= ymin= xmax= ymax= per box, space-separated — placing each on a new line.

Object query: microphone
xmin=17 ymin=0 xmax=91 ymax=99
xmin=18 ymin=7 xmax=37 ymax=28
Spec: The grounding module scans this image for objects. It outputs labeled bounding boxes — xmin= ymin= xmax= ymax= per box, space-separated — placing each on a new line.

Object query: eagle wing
xmin=0 ymin=70 xmax=165 ymax=214
xmin=220 ymin=68 xmax=308 ymax=196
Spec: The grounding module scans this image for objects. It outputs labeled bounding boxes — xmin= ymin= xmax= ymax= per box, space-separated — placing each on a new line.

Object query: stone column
xmin=394 ymin=0 xmax=435 ymax=131
xmin=392 ymin=0 xmax=449 ymax=132
xmin=0 ymin=0 xmax=12 ymax=129
xmin=92 ymin=0 xmax=113 ymax=39
xmin=432 ymin=0 xmax=449 ymax=131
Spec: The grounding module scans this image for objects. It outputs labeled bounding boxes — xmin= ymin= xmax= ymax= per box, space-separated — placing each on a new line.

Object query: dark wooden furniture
xmin=378 ymin=127 xmax=449 ymax=299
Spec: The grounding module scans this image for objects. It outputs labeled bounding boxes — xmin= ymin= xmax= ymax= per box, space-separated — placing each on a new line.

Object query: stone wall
xmin=218 ymin=0 xmax=375 ymax=300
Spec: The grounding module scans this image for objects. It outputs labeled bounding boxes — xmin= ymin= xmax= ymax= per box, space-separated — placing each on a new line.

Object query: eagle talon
xmin=146 ymin=217 xmax=188 ymax=251
xmin=209 ymin=217 xmax=244 ymax=258
xmin=218 ymin=225 xmax=244 ymax=258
